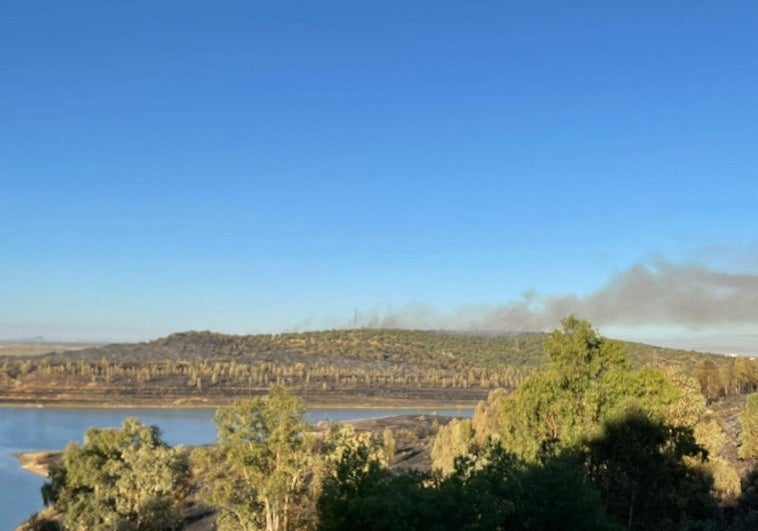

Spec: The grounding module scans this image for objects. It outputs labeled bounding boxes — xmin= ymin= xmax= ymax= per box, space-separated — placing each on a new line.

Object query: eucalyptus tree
xmin=434 ymin=317 xmax=700 ymax=465
xmin=42 ymin=418 xmax=191 ymax=531
xmin=480 ymin=316 xmax=644 ymax=460
xmin=195 ymin=386 xmax=317 ymax=531
xmin=739 ymin=393 xmax=758 ymax=459
xmin=581 ymin=412 xmax=712 ymax=530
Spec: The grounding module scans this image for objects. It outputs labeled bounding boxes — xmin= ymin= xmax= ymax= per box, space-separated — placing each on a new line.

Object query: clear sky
xmin=2 ymin=2 xmax=758 ymax=351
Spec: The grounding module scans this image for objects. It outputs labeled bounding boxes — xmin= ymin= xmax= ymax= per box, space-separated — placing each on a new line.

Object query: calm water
xmin=0 ymin=406 xmax=471 ymax=528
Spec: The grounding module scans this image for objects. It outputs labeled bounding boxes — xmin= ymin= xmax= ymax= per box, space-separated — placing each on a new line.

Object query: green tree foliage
xmin=195 ymin=386 xmax=316 ymax=531
xmin=321 ymin=424 xmax=386 ymax=473
xmin=694 ymin=359 xmax=721 ymax=399
xmin=684 ymin=405 xmax=741 ymax=499
xmin=706 ymin=456 xmax=741 ymax=499
xmin=428 ymin=443 xmax=615 ymax=531
xmin=503 ymin=317 xmax=640 ymax=459
xmin=319 ymin=441 xmax=615 ymax=531
xmin=580 ymin=411 xmax=712 ymax=530
xmin=318 ymin=432 xmax=434 ymax=531
xmin=726 ymin=467 xmax=758 ymax=529
xmin=430 ymin=417 xmax=475 ymax=475
xmin=382 ymin=428 xmax=396 ymax=462
xmin=661 ymin=369 xmax=708 ymax=428
xmin=445 ymin=317 xmax=686 ymax=463
xmin=430 ymin=318 xmax=732 ymax=528
xmin=739 ymin=393 xmax=758 ymax=459
xmin=543 ymin=316 xmax=629 ymax=377
xmin=42 ymin=418 xmax=191 ymax=531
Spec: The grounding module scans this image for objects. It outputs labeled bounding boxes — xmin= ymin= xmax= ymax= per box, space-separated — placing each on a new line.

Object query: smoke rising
xmin=354 ymin=260 xmax=758 ymax=333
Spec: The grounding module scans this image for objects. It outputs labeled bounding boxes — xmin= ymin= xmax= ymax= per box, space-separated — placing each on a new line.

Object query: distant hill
xmin=39 ymin=328 xmax=725 ymax=372
xmin=40 ymin=329 xmax=546 ymax=367
xmin=0 ymin=329 xmax=736 ymax=407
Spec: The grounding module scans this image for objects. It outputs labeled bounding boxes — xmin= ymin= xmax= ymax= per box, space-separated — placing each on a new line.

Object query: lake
xmin=0 ymin=406 xmax=471 ymax=528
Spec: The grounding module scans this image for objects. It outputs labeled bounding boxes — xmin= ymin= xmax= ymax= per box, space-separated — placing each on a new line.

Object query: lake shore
xmin=14 ymin=451 xmax=60 ymax=478
xmin=0 ymin=396 xmax=479 ymax=410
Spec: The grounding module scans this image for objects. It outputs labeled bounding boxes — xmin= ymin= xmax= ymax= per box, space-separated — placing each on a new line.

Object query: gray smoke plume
xmin=354 ymin=260 xmax=758 ymax=333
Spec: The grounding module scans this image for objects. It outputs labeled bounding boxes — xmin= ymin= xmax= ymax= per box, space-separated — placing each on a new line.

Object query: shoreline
xmin=0 ymin=400 xmax=479 ymax=410
xmin=14 ymin=451 xmax=60 ymax=478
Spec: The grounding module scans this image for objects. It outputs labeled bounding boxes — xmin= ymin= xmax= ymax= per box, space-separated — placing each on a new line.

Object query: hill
xmin=0 ymin=329 xmax=741 ymax=407
xmin=37 ymin=328 xmax=726 ymax=370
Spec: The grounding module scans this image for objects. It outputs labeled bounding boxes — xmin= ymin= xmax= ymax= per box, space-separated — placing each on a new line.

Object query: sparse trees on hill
xmin=7 ymin=326 xmax=757 ymax=408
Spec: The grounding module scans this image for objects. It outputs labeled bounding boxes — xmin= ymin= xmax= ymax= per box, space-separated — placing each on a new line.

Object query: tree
xmin=42 ymin=418 xmax=191 ymax=531
xmin=739 ymin=393 xmax=758 ymax=459
xmin=580 ymin=411 xmax=712 ymax=530
xmin=694 ymin=360 xmax=721 ymax=400
xmin=318 ymin=429 xmax=433 ymax=531
xmin=441 ymin=317 xmax=691 ymax=463
xmin=430 ymin=417 xmax=474 ymax=474
xmin=452 ymin=446 xmax=615 ymax=531
xmin=195 ymin=386 xmax=316 ymax=531
xmin=320 ymin=439 xmax=615 ymax=531
xmin=517 ymin=317 xmax=635 ymax=457
xmin=543 ymin=315 xmax=629 ymax=379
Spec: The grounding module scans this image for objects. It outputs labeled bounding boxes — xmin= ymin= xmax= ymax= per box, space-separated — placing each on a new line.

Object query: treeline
xmin=695 ymin=357 xmax=758 ymax=401
xmin=0 ymin=356 xmax=531 ymax=400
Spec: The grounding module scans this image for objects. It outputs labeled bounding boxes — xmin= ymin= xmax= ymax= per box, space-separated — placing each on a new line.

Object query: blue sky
xmin=2 ymin=2 xmax=758 ymax=349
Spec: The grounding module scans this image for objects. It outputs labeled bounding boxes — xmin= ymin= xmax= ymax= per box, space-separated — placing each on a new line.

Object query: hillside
xmin=38 ymin=329 xmax=547 ymax=367
xmin=0 ymin=329 xmax=739 ymax=407
xmin=37 ymin=328 xmax=726 ymax=370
